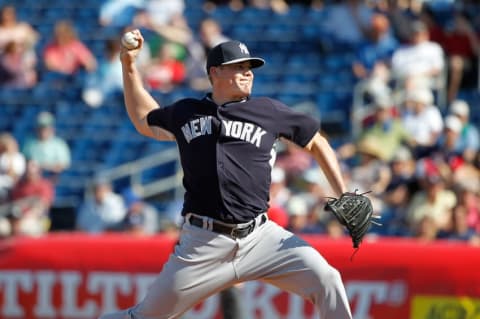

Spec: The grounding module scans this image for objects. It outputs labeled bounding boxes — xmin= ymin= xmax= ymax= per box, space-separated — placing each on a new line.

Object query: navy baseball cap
xmin=206 ymin=40 xmax=265 ymax=74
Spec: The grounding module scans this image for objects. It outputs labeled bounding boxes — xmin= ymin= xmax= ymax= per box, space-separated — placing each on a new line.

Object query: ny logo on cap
xmin=239 ymin=43 xmax=249 ymax=55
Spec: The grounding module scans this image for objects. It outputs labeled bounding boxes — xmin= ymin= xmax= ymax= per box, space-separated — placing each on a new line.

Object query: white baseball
xmin=121 ymin=31 xmax=139 ymax=50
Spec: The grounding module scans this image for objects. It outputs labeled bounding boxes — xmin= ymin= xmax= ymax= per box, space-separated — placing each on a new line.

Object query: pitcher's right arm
xmin=119 ymin=29 xmax=175 ymax=141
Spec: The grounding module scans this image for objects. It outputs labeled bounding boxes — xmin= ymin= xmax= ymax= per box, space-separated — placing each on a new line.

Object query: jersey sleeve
xmin=269 ymin=98 xmax=321 ymax=147
xmin=146 ymin=105 xmax=176 ymax=133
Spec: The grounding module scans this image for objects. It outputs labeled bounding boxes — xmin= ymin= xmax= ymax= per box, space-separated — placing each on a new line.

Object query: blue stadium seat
xmin=238 ymin=6 xmax=271 ymax=23
xmin=282 ymin=4 xmax=306 ymax=19
xmin=0 ymin=89 xmax=24 ymax=105
xmin=316 ymin=91 xmax=336 ymax=112
xmin=230 ymin=24 xmax=263 ymax=41
xmin=208 ymin=6 xmax=237 ymax=25
xmin=264 ymin=24 xmax=295 ymax=41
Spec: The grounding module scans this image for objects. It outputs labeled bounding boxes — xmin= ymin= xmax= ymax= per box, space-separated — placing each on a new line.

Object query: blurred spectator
xmin=413 ymin=215 xmax=439 ymax=242
xmin=447 ymin=99 xmax=480 ymax=163
xmin=267 ymin=167 xmax=290 ymax=228
xmin=146 ymin=16 xmax=230 ymax=91
xmin=407 ymin=168 xmax=457 ymax=233
xmin=82 ymin=38 xmax=123 ymax=108
xmin=301 ymin=167 xmax=331 ymax=198
xmin=203 ymin=0 xmax=274 ymax=12
xmin=401 ymin=87 xmax=443 ymax=158
xmin=391 ymin=20 xmax=445 ymax=91
xmin=0 ymin=133 xmax=26 ymax=203
xmin=437 ymin=115 xmax=467 ymax=159
xmin=43 ymin=20 xmax=97 ymax=75
xmin=325 ymin=217 xmax=346 ymax=239
xmin=8 ymin=160 xmax=54 ymax=236
xmin=0 ymin=5 xmax=38 ymax=53
xmin=143 ymin=41 xmax=186 ymax=92
xmin=433 ymin=114 xmax=479 ymax=176
xmin=204 ymin=0 xmax=290 ymax=13
xmin=375 ymin=146 xmax=418 ymax=236
xmin=435 ymin=11 xmax=480 ymax=103
xmin=457 ymin=0 xmax=480 ymax=30
xmin=352 ymin=13 xmax=399 ymax=99
xmin=418 ymin=3 xmax=445 ymax=46
xmin=198 ymin=18 xmax=230 ymax=52
xmin=260 ymin=0 xmax=291 ymax=13
xmin=322 ymin=0 xmax=374 ymax=48
xmin=22 ymin=112 xmax=71 ymax=179
xmin=203 ymin=0 xmax=246 ymax=12
xmin=377 ymin=0 xmax=418 ymax=44
xmin=135 ymin=0 xmax=185 ymax=30
xmin=381 ymin=183 xmax=413 ymax=236
xmin=348 ymin=137 xmax=391 ymax=213
xmin=275 ymin=139 xmax=313 ymax=183
xmin=285 ymin=194 xmax=322 ymax=234
xmin=388 ymin=146 xmax=418 ymax=193
xmin=0 ymin=40 xmax=37 ymax=88
xmin=186 ymin=17 xmax=230 ymax=91
xmin=99 ymin=0 xmax=144 ymax=27
xmin=451 ymin=159 xmax=479 ymax=191
xmin=118 ymin=0 xmax=187 ymax=67
xmin=0 ymin=214 xmax=10 ymax=237
xmin=269 ymin=166 xmax=291 ymax=207
xmin=339 ymin=94 xmax=412 ymax=162
xmin=142 ymin=11 xmax=190 ymax=64
xmin=296 ymin=168 xmax=335 ymax=231
xmin=119 ymin=187 xmax=159 ymax=235
xmin=453 ymin=179 xmax=480 ymax=235
xmin=76 ymin=179 xmax=127 ymax=233
xmin=438 ymin=204 xmax=479 ymax=243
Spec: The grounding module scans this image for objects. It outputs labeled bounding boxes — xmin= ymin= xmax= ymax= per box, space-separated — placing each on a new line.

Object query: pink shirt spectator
xmin=43 ymin=20 xmax=96 ymax=75
xmin=467 ymin=209 xmax=480 ymax=233
xmin=44 ymin=40 xmax=95 ymax=74
xmin=0 ymin=40 xmax=37 ymax=87
xmin=10 ymin=166 xmax=54 ymax=208
xmin=275 ymin=140 xmax=313 ymax=181
xmin=9 ymin=160 xmax=54 ymax=236
xmin=0 ymin=5 xmax=38 ymax=52
xmin=458 ymin=185 xmax=480 ymax=233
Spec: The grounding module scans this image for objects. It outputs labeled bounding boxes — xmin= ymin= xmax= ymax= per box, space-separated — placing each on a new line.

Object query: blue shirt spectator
xmin=82 ymin=38 xmax=123 ymax=108
xmin=354 ymin=16 xmax=399 ymax=74
xmin=99 ymin=0 xmax=144 ymax=27
xmin=22 ymin=112 xmax=71 ymax=179
xmin=448 ymin=100 xmax=480 ymax=162
xmin=76 ymin=179 xmax=127 ymax=233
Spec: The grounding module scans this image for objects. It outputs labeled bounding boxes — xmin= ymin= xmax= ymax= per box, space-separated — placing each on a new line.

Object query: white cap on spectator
xmin=374 ymin=93 xmax=392 ymax=110
xmin=287 ymin=196 xmax=308 ymax=216
xmin=271 ymin=167 xmax=285 ymax=183
xmin=302 ymin=167 xmax=330 ymax=189
xmin=36 ymin=111 xmax=55 ymax=127
xmin=392 ymin=146 xmax=412 ymax=162
xmin=450 ymin=100 xmax=469 ymax=117
xmin=445 ymin=115 xmax=462 ymax=133
xmin=404 ymin=88 xmax=433 ymax=105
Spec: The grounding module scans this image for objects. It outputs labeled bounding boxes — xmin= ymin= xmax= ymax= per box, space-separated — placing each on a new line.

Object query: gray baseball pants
xmin=99 ymin=215 xmax=352 ymax=319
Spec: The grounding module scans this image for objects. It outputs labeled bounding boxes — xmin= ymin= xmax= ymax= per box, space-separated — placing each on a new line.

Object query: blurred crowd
xmin=0 ymin=0 xmax=479 ymax=246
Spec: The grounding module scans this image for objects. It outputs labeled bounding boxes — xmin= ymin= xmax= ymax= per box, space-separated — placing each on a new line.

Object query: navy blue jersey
xmin=147 ymin=95 xmax=320 ymax=223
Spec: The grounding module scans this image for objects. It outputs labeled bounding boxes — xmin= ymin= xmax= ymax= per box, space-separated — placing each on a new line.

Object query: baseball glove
xmin=325 ymin=191 xmax=380 ymax=248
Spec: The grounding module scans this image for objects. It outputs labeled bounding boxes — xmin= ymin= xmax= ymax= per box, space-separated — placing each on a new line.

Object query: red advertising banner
xmin=0 ymin=233 xmax=479 ymax=319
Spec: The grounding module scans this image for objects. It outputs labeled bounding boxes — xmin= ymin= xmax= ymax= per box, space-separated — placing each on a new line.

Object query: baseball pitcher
xmin=99 ymin=30 xmax=375 ymax=319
